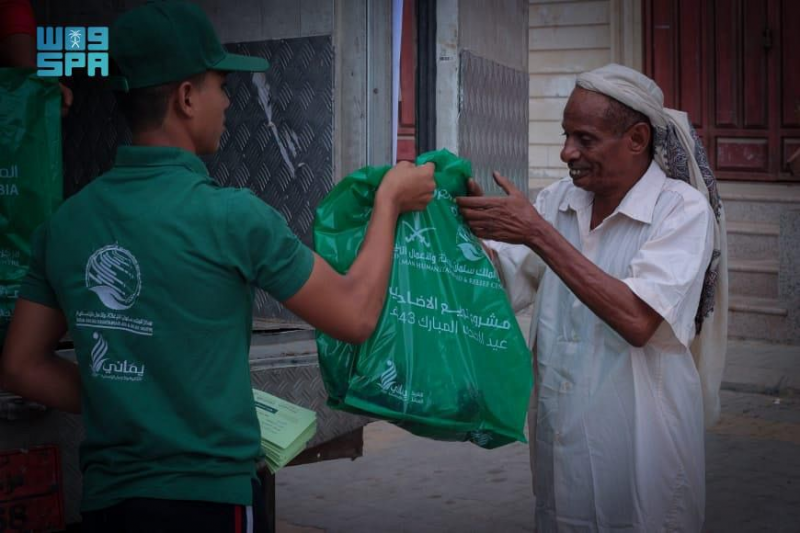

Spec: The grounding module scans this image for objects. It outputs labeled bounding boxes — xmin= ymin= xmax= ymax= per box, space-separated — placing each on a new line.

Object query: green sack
xmin=314 ymin=149 xmax=532 ymax=449
xmin=0 ymin=70 xmax=63 ymax=345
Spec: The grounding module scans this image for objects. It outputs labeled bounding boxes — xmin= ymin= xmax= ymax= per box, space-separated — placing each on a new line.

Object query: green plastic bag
xmin=0 ymin=69 xmax=63 ymax=345
xmin=314 ymin=149 xmax=532 ymax=449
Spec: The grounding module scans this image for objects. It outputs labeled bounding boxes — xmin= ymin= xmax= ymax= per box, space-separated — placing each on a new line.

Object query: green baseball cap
xmin=110 ymin=0 xmax=269 ymax=91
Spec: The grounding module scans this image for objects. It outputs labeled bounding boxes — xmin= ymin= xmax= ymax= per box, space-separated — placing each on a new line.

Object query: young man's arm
xmin=282 ymin=162 xmax=435 ymax=344
xmin=0 ymin=299 xmax=80 ymax=413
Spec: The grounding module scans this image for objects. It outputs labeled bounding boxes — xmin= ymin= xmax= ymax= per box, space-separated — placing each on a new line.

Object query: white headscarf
xmin=577 ymin=64 xmax=729 ymax=428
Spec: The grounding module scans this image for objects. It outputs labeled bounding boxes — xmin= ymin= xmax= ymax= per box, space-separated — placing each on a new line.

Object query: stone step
xmin=722 ymin=338 xmax=800 ymax=396
xmin=730 ymin=295 xmax=788 ymax=316
xmin=728 ymin=295 xmax=793 ymax=343
xmin=726 ymin=221 xmax=779 ymax=260
xmin=720 ymin=181 xmax=800 ymax=224
xmin=729 ymin=259 xmax=779 ymax=299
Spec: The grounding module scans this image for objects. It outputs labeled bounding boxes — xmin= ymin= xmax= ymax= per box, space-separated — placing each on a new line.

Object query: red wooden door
xmin=397 ymin=0 xmax=417 ymax=162
xmin=644 ymin=0 xmax=800 ymax=181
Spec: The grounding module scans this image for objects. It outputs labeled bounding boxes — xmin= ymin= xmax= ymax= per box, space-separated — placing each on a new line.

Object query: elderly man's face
xmin=560 ymin=87 xmax=635 ymax=195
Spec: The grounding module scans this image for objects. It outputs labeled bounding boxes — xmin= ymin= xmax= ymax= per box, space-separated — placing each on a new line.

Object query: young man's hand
xmin=284 ymin=162 xmax=434 ymax=343
xmin=377 ymin=162 xmax=436 ymax=214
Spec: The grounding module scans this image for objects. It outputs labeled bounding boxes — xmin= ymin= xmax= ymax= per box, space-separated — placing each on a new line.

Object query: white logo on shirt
xmin=85 ymin=245 xmax=142 ymax=310
xmin=90 ymin=331 xmax=108 ymax=375
xmin=89 ymin=331 xmax=146 ymax=382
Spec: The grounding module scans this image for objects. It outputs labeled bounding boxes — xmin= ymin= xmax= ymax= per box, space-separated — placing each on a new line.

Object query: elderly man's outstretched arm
xmin=458 ymin=173 xmax=662 ymax=348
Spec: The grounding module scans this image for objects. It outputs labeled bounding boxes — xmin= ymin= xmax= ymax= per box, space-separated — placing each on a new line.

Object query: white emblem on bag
xmin=456 ymin=226 xmax=483 ymax=262
xmin=85 ymin=245 xmax=142 ymax=310
xmin=377 ymin=360 xmax=424 ymax=404
xmin=379 ymin=360 xmax=398 ymax=391
xmin=402 ymin=213 xmax=436 ymax=248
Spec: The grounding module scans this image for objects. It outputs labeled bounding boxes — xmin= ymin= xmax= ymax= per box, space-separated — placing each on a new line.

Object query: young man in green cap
xmin=0 ymin=1 xmax=434 ymax=531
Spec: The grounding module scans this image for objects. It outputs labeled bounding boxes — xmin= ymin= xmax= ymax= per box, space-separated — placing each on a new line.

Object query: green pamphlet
xmin=253 ymin=389 xmax=317 ymax=473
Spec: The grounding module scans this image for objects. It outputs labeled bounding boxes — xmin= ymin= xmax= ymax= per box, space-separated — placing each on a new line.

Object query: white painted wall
xmin=527 ymin=0 xmax=641 ymax=192
xmin=527 ymin=0 xmax=611 ymax=189
xmin=436 ymin=0 xmax=460 ymax=154
xmin=437 ymin=0 xmax=528 ymax=156
xmin=460 ymin=0 xmax=528 ymax=71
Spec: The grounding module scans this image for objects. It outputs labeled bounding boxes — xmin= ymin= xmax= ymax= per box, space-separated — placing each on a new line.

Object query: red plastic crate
xmin=0 ymin=446 xmax=64 ymax=532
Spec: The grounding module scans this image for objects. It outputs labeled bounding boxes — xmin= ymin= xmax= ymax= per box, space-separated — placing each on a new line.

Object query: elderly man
xmin=458 ymin=64 xmax=728 ymax=532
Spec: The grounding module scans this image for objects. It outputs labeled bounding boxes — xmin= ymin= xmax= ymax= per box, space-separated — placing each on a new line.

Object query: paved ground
xmin=723 ymin=340 xmax=800 ymax=396
xmin=275 ymin=390 xmax=800 ymax=533
xmin=704 ymin=391 xmax=800 ymax=532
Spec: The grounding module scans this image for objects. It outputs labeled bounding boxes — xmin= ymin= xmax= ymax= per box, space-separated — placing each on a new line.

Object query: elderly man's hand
xmin=457 ymin=171 xmax=545 ymax=247
xmin=461 ymin=177 xmax=497 ymax=261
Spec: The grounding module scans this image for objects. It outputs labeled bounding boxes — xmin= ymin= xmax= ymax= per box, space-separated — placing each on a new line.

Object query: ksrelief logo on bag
xmin=37 ymin=26 xmax=109 ymax=77
xmin=0 ymin=166 xmax=18 ymax=179
xmin=456 ymin=226 xmax=483 ymax=262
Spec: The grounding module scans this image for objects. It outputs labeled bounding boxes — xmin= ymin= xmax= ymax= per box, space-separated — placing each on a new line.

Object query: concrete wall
xmin=460 ymin=0 xmax=528 ymax=71
xmin=333 ymin=0 xmax=393 ymax=178
xmin=197 ymin=0 xmax=332 ymax=42
xmin=32 ymin=0 xmax=389 ymax=183
xmin=527 ymin=0 xmax=641 ymax=190
xmin=436 ymin=0 xmax=461 ymax=153
xmin=33 ymin=0 xmax=333 ymax=39
xmin=437 ymin=0 xmax=529 ymax=192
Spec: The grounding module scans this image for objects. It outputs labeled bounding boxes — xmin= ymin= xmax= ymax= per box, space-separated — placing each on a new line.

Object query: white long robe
xmin=491 ymin=162 xmax=713 ymax=532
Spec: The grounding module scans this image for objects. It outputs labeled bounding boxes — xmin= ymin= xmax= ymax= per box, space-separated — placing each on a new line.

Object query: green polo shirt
xmin=20 ymin=146 xmax=314 ymax=511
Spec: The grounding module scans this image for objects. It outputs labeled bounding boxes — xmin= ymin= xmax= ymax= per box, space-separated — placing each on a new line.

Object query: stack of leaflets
xmin=252 ymin=388 xmax=317 ymax=473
